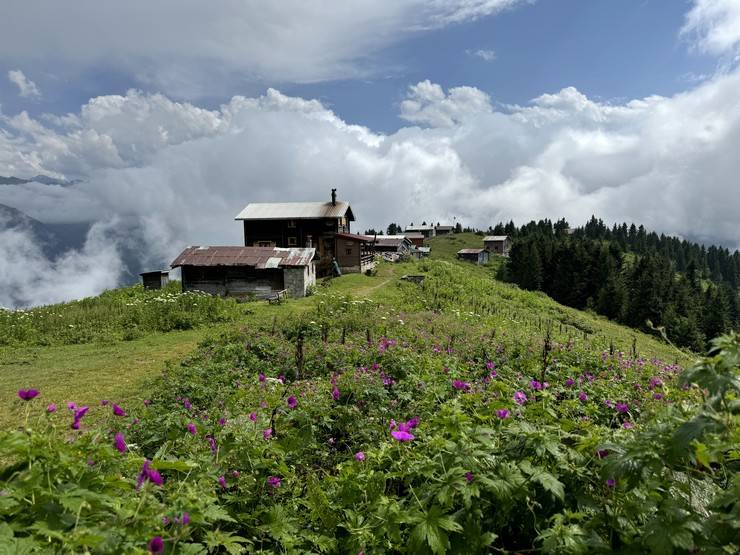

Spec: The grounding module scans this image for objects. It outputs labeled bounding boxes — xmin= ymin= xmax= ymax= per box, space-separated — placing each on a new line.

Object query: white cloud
xmin=466 ymin=48 xmax=497 ymax=61
xmin=1 ymin=69 xmax=740 ymax=307
xmin=400 ymin=80 xmax=493 ymax=127
xmin=682 ymin=0 xmax=740 ymax=56
xmin=7 ymin=69 xmax=41 ymax=98
xmin=0 ymin=1 xmax=531 ymax=96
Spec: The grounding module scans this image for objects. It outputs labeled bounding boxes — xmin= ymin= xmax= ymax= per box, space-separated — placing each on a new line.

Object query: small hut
xmin=140 ymin=270 xmax=169 ymax=290
xmin=457 ymin=248 xmax=489 ymax=265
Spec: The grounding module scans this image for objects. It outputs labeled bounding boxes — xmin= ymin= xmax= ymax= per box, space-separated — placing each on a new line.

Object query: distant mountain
xmin=0 ymin=203 xmax=91 ymax=258
xmin=0 ymin=175 xmax=77 ymax=186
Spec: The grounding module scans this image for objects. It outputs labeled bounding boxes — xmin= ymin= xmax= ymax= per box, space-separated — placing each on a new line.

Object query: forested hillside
xmin=499 ymin=217 xmax=739 ymax=351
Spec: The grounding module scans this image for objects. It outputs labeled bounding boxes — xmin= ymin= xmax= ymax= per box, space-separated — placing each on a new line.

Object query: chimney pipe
xmin=331 ymin=188 xmax=337 ymax=206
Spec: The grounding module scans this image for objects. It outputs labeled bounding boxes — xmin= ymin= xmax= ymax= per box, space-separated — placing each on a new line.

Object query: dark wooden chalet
xmin=171 ymin=246 xmax=316 ymax=299
xmin=483 ymin=235 xmax=512 ymax=256
xmin=235 ymin=189 xmax=354 ymax=276
xmin=335 ymin=233 xmax=375 ymax=274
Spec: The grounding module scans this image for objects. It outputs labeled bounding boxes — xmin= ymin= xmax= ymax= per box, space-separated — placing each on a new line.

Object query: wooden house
xmin=405 ymin=233 xmax=425 ymax=247
xmin=483 ymin=235 xmax=512 ymax=256
xmin=457 ymin=248 xmax=489 ymax=265
xmin=404 ymin=224 xmax=435 ymax=239
xmin=235 ymin=189 xmax=354 ymax=276
xmin=334 ymin=233 xmax=375 ymax=274
xmin=434 ymin=224 xmax=454 ymax=236
xmin=140 ymin=270 xmax=169 ymax=290
xmin=372 ymin=235 xmax=413 ymax=255
xmin=171 ymin=246 xmax=316 ymax=299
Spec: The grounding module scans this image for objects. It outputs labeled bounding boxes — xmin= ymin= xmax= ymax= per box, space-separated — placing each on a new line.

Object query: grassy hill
xmin=1 ymin=258 xmax=735 ymax=553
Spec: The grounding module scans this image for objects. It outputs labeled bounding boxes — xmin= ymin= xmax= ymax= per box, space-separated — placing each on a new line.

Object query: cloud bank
xmin=1 ymin=66 xmax=739 ymax=307
xmin=7 ymin=70 xmax=41 ymax=98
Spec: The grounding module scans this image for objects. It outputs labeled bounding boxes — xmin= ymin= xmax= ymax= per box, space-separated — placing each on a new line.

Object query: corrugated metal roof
xmin=405 ymin=225 xmax=434 ymax=231
xmin=235 ymin=201 xmax=354 ymax=221
xmin=171 ymin=246 xmax=316 ymax=269
xmin=484 ymin=236 xmax=509 ymax=241
xmin=335 ymin=232 xmax=372 ymax=242
xmin=374 ymin=236 xmax=410 ymax=248
xmin=458 ymin=248 xmax=486 ymax=254
xmin=404 ymin=233 xmax=425 ymax=239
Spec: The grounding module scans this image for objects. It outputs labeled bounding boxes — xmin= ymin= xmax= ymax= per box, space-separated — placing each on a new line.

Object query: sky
xmin=1 ymin=0 xmax=739 ymax=307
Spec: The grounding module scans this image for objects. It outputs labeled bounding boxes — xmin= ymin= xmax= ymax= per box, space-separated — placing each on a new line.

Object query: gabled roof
xmin=171 ymin=246 xmax=316 ymax=269
xmin=484 ymin=235 xmax=509 ymax=241
xmin=373 ymin=235 xmax=412 ymax=248
xmin=405 ymin=225 xmax=434 ymax=231
xmin=335 ymin=232 xmax=372 ymax=242
xmin=235 ymin=201 xmax=354 ymax=221
xmin=458 ymin=248 xmax=486 ymax=254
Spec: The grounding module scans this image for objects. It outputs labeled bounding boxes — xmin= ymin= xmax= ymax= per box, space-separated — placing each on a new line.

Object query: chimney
xmin=331 ymin=188 xmax=337 ymax=206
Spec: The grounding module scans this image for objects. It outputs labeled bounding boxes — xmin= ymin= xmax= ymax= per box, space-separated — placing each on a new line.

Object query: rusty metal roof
xmin=235 ymin=201 xmax=354 ymax=221
xmin=335 ymin=232 xmax=372 ymax=242
xmin=483 ymin=236 xmax=509 ymax=241
xmin=139 ymin=270 xmax=169 ymax=276
xmin=458 ymin=248 xmax=486 ymax=254
xmin=171 ymin=246 xmax=316 ymax=269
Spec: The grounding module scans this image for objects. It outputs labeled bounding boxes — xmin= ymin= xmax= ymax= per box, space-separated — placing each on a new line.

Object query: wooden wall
xmin=181 ymin=266 xmax=284 ymax=299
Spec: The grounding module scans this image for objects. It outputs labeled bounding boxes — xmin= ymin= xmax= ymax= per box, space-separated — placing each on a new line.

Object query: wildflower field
xmin=1 ymin=260 xmax=738 ymax=553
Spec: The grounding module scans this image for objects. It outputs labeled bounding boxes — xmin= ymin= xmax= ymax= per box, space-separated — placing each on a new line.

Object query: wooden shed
xmin=457 ymin=248 xmax=489 ymax=265
xmin=171 ymin=246 xmax=316 ymax=299
xmin=140 ymin=271 xmax=169 ymax=290
xmin=483 ymin=235 xmax=512 ymax=256
xmin=334 ymin=233 xmax=375 ymax=274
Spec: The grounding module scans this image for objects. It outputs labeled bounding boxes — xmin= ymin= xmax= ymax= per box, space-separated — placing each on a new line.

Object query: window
xmin=288 ymin=237 xmax=297 ymax=246
xmin=345 ymin=248 xmax=353 ymax=255
xmin=288 ymin=220 xmax=296 ymax=228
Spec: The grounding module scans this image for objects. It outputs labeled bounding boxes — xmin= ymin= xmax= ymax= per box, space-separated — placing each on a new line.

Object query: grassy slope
xmin=0 ymin=256 xmax=693 ymax=425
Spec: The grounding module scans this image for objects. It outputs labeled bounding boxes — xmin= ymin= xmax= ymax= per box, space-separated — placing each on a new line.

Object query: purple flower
xmin=112 ymin=404 xmax=126 ymax=417
xmin=596 ymin=449 xmax=610 ymax=459
xmin=606 ymin=478 xmax=616 ymax=488
xmin=578 ymin=391 xmax=588 ymax=402
xmin=114 ymin=432 xmax=127 ymax=453
xmin=180 ymin=512 xmax=190 ymax=525
xmin=218 ymin=475 xmax=227 ymax=489
xmin=186 ymin=422 xmax=197 ymax=435
xmin=17 ymin=389 xmax=39 ymax=401
xmin=391 ymin=430 xmax=415 ymax=442
xmin=248 ymin=411 xmax=258 ymax=422
xmin=623 ymin=421 xmax=634 ymax=430
xmin=565 ymin=378 xmax=575 ymax=387
xmin=496 ymin=409 xmax=510 ymax=419
xmin=263 ymin=428 xmax=272 ymax=440
xmin=267 ymin=475 xmax=281 ymax=488
xmin=465 ymin=472 xmax=474 ymax=483
xmin=162 ymin=516 xmax=171 ymax=526
xmin=143 ymin=399 xmax=151 ymax=407
xmin=183 ymin=398 xmax=192 ymax=410
xmin=355 ymin=451 xmax=365 ymax=461
xmin=137 ymin=460 xmax=163 ymax=489
xmin=406 ymin=416 xmax=420 ymax=429
xmin=259 ymin=373 xmax=266 ymax=382
xmin=206 ymin=435 xmax=217 ymax=453
xmin=653 ymin=393 xmax=663 ymax=400
xmin=147 ymin=536 xmax=164 ymax=554
xmin=67 ymin=401 xmax=77 ymax=411
xmin=46 ymin=403 xmax=57 ymax=413
xmin=218 ymin=417 xmax=227 ymax=426
xmin=530 ymin=380 xmax=543 ymax=391
xmin=71 ymin=406 xmax=89 ymax=429
xmin=332 ymin=386 xmax=341 ymax=401
xmin=452 ymin=379 xmax=470 ymax=391
xmin=615 ymin=402 xmax=629 ymax=414
xmin=101 ymin=399 xmax=109 ymax=406
xmin=513 ymin=391 xmax=527 ymax=405
xmin=287 ymin=396 xmax=297 ymax=409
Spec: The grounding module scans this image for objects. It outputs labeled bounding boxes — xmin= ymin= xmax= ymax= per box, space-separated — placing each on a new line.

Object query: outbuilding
xmin=171 ymin=246 xmax=316 ymax=299
xmin=334 ymin=232 xmax=375 ymax=274
xmin=483 ymin=235 xmax=512 ymax=256
xmin=372 ymin=235 xmax=413 ymax=255
xmin=140 ymin=270 xmax=169 ymax=290
xmin=457 ymin=248 xmax=489 ymax=265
